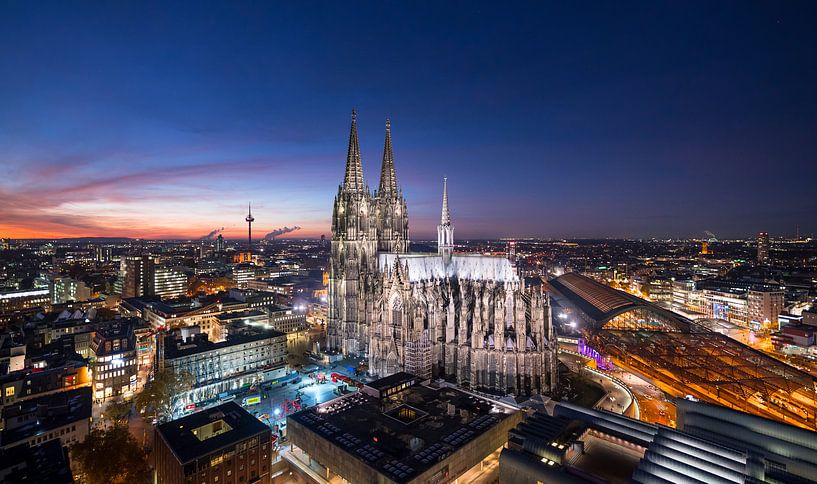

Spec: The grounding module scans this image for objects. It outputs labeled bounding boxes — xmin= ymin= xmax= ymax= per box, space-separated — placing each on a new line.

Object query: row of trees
xmin=70 ymin=367 xmax=194 ymax=484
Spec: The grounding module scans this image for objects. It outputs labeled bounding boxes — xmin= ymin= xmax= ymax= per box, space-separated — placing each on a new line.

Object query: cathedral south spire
xmin=438 ymin=177 xmax=454 ymax=261
xmin=343 ymin=109 xmax=365 ymax=192
xmin=378 ymin=119 xmax=397 ymax=197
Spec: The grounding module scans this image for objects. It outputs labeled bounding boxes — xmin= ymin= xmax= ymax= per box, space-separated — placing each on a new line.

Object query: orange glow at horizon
xmin=0 ymin=224 xmax=327 ymax=240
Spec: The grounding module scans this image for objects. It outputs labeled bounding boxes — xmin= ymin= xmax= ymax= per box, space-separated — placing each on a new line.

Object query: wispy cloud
xmin=0 ymin=147 xmax=336 ymax=239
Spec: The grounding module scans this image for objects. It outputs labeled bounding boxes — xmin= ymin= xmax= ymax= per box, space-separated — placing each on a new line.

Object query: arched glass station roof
xmin=547 ymin=272 xmax=817 ymax=431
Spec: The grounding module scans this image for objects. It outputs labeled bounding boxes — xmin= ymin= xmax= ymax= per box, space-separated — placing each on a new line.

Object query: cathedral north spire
xmin=378 ymin=118 xmax=397 ymax=197
xmin=343 ymin=109 xmax=365 ymax=192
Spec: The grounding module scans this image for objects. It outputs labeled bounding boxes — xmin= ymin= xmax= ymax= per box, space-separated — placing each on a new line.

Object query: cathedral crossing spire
xmin=378 ymin=119 xmax=397 ymax=197
xmin=343 ymin=109 xmax=365 ymax=192
xmin=441 ymin=177 xmax=451 ymax=226
xmin=438 ymin=177 xmax=454 ymax=260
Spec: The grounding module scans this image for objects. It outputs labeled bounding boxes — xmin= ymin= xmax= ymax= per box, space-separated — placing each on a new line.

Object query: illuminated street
xmin=2 ymin=3 xmax=817 ymax=483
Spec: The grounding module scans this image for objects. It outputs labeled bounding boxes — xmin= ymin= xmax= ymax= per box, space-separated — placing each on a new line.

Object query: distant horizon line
xmin=2 ymin=234 xmax=812 ymax=243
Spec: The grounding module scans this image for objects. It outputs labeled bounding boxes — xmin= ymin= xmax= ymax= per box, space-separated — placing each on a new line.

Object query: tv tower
xmin=245 ymin=202 xmax=255 ymax=253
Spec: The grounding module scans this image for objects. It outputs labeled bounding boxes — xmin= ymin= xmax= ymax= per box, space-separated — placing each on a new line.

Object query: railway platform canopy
xmin=547 ymin=272 xmax=817 ymax=431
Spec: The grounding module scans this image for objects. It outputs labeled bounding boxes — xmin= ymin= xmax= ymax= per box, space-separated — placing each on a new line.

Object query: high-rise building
xmin=94 ymin=246 xmax=112 ymax=263
xmin=153 ymin=267 xmax=188 ymax=299
xmin=119 ymin=256 xmax=187 ymax=299
xmin=215 ymin=233 xmax=225 ymax=252
xmin=700 ymin=240 xmax=710 ymax=254
xmin=328 ymin=112 xmax=557 ymax=396
xmin=757 ymin=231 xmax=770 ymax=264
xmin=231 ymin=264 xmax=255 ymax=289
xmin=748 ymin=287 xmax=785 ymax=329
xmin=119 ymin=255 xmax=155 ymax=298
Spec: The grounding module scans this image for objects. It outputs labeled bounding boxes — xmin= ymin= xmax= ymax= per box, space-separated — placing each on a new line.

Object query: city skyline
xmin=1 ymin=2 xmax=816 ymax=240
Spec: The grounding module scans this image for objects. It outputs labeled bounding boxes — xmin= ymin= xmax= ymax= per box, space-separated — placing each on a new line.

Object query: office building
xmin=211 ymin=310 xmax=268 ymax=342
xmin=231 ymin=264 xmax=255 ymax=289
xmin=266 ymin=305 xmax=307 ymax=334
xmin=757 ymin=231 xmax=770 ymax=265
xmin=121 ymin=297 xmax=242 ymax=331
xmin=0 ymin=288 xmax=50 ymax=321
xmin=228 ymin=288 xmax=277 ymax=308
xmin=747 ymin=287 xmax=785 ymax=329
xmin=154 ymin=401 xmax=272 ymax=484
xmin=35 ymin=308 xmax=99 ymax=357
xmin=119 ymin=256 xmax=188 ymax=299
xmin=95 ymin=245 xmax=113 ymax=264
xmin=671 ymin=279 xmax=698 ymax=313
xmin=50 ymin=277 xmax=93 ymax=304
xmin=119 ymin=255 xmax=155 ymax=298
xmin=287 ymin=372 xmax=524 ymax=483
xmin=153 ymin=266 xmax=188 ymax=299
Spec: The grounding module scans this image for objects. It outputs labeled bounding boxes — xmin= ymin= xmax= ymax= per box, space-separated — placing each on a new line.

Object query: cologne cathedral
xmin=328 ymin=111 xmax=557 ymax=396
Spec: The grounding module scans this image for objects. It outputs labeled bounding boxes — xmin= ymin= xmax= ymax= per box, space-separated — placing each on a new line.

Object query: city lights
xmin=0 ymin=3 xmax=815 ymax=483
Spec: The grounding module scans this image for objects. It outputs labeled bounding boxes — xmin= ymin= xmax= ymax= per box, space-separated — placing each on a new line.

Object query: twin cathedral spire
xmin=341 ymin=110 xmax=401 ymax=199
xmin=335 ymin=110 xmax=452 ymax=256
xmin=333 ymin=110 xmax=409 ymax=254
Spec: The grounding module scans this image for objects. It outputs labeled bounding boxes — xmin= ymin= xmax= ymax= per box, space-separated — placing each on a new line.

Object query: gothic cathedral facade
xmin=328 ymin=112 xmax=557 ymax=396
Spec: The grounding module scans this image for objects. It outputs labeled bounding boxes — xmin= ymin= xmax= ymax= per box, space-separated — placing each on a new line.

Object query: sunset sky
xmin=1 ymin=2 xmax=816 ymax=240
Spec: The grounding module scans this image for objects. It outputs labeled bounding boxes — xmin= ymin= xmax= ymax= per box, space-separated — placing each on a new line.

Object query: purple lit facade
xmin=578 ymin=338 xmax=615 ymax=371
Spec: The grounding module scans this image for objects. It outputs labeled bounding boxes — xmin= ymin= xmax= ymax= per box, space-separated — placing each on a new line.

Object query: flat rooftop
xmin=163 ymin=327 xmax=285 ymax=359
xmin=364 ymin=371 xmax=419 ymax=392
xmin=156 ymin=401 xmax=269 ymax=464
xmin=1 ymin=387 xmax=92 ymax=445
xmin=216 ymin=309 xmax=266 ymax=321
xmin=289 ymin=382 xmax=517 ymax=482
xmin=0 ymin=440 xmax=73 ymax=484
xmin=571 ymin=434 xmax=643 ymax=484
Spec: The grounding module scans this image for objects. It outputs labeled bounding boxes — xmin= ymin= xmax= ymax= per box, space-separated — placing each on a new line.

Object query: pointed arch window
xmin=391 ymin=295 xmax=403 ymax=341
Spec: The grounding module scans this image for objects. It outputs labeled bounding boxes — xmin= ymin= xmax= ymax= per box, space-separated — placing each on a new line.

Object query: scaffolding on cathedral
xmin=404 ymin=332 xmax=432 ymax=380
